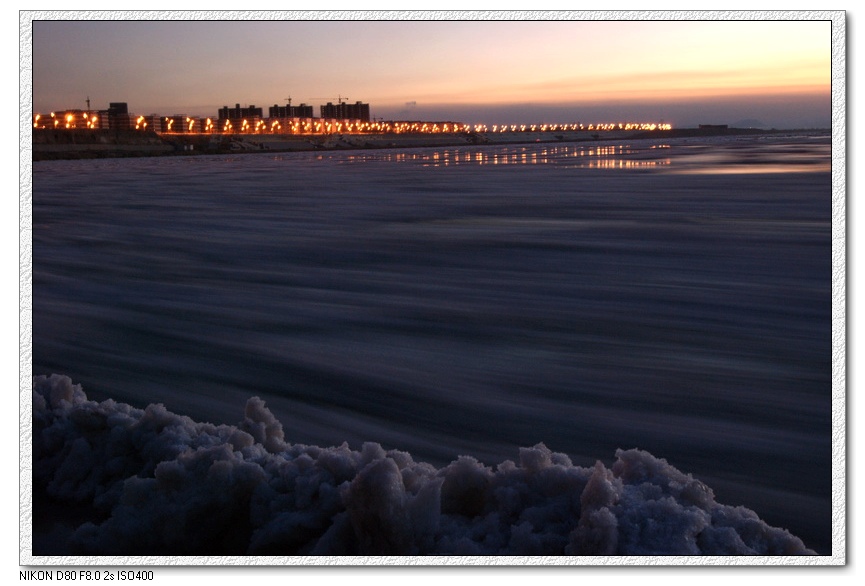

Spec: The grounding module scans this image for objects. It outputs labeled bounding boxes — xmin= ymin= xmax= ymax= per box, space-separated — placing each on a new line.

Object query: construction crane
xmin=284 ymin=96 xmax=292 ymax=106
xmin=310 ymin=95 xmax=348 ymax=104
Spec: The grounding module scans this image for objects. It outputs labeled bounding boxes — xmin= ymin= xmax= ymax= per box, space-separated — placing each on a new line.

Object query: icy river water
xmin=31 ymin=132 xmax=833 ymax=554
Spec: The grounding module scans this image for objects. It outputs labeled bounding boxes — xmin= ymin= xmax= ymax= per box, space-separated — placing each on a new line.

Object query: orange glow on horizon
xmin=363 ymin=22 xmax=830 ymax=110
xmin=32 ymin=20 xmax=832 ymax=128
xmin=384 ymin=78 xmax=830 ymax=109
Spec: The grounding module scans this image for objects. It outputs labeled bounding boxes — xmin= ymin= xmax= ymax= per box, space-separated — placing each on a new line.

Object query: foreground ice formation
xmin=31 ymin=374 xmax=815 ymax=556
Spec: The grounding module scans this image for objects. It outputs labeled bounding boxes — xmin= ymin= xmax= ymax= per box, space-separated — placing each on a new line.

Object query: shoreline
xmin=30 ymin=127 xmax=825 ymax=161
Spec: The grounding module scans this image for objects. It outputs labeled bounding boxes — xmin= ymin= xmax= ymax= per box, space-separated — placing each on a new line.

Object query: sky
xmin=27 ymin=16 xmax=834 ymax=129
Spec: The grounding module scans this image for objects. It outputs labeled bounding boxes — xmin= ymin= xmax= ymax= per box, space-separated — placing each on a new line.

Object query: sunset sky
xmin=29 ymin=16 xmax=834 ymax=129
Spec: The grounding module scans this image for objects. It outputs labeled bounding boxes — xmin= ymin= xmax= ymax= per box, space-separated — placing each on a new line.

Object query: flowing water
xmin=31 ymin=132 xmax=833 ymax=553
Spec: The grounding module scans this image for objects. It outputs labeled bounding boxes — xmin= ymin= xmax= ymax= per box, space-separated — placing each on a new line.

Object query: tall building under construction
xmin=269 ymin=103 xmax=315 ymax=118
xmin=218 ymin=104 xmax=264 ymax=122
xmin=320 ymin=101 xmax=370 ymax=122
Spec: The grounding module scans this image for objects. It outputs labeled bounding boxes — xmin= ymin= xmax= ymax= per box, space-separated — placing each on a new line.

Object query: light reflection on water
xmin=324 ymin=133 xmax=830 ymax=174
xmin=666 ymin=139 xmax=832 ymax=175
xmin=340 ymin=143 xmax=671 ymax=169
